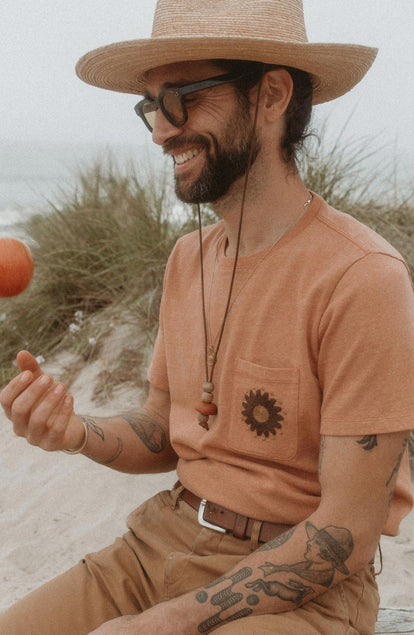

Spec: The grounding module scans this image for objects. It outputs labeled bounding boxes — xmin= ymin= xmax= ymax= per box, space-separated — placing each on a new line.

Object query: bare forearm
xmin=75 ymin=409 xmax=178 ymax=473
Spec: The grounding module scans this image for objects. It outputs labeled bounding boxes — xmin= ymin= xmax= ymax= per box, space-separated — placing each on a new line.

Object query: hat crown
xmin=152 ymin=0 xmax=308 ymax=43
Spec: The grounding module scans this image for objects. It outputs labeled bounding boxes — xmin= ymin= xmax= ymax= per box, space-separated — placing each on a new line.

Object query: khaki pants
xmin=0 ymin=488 xmax=380 ymax=634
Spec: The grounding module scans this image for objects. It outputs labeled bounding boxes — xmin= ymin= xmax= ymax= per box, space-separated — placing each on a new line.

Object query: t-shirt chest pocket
xmin=223 ymin=358 xmax=299 ymax=461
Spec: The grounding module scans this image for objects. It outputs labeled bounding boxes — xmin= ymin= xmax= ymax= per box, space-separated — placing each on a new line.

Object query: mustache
xmin=163 ymin=134 xmax=211 ymax=156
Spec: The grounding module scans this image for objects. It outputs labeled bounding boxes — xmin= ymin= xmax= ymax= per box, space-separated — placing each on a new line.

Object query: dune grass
xmin=0 ymin=161 xmax=188 ymax=383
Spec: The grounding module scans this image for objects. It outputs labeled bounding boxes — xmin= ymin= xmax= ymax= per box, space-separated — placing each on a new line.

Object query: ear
xmin=261 ymin=68 xmax=293 ymax=122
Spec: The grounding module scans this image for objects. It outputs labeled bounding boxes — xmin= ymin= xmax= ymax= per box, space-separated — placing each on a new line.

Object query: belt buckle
xmin=198 ymin=499 xmax=226 ymax=533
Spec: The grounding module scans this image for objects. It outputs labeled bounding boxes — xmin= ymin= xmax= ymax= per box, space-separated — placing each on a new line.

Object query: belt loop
xmin=171 ymin=482 xmax=185 ymax=509
xmin=250 ymin=519 xmax=263 ymax=551
xmin=233 ymin=514 xmax=249 ymax=539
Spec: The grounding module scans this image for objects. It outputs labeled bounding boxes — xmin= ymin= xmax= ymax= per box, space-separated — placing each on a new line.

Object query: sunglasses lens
xmin=162 ymin=92 xmax=186 ymax=125
xmin=141 ymin=102 xmax=157 ymax=131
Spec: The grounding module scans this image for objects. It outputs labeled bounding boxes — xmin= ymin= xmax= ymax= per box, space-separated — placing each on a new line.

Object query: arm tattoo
xmin=357 ymin=435 xmax=378 ymax=451
xmin=386 ymin=437 xmax=409 ymax=506
xmin=318 ymin=435 xmax=326 ymax=477
xmin=246 ymin=577 xmax=313 ymax=606
xmin=386 ymin=437 xmax=409 ymax=487
xmin=197 ymin=569 xmax=253 ymax=633
xmin=196 ymin=522 xmax=354 ymax=630
xmin=252 ymin=523 xmax=353 ymax=591
xmin=90 ymin=437 xmax=124 ymax=466
xmin=80 ymin=415 xmax=124 ymax=465
xmin=121 ymin=411 xmax=167 ymax=453
xmin=80 ymin=415 xmax=104 ymax=441
xmin=257 ymin=526 xmax=296 ymax=552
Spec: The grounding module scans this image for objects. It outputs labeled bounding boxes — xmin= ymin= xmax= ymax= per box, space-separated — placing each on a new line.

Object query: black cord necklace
xmin=195 ymin=72 xmax=265 ymax=430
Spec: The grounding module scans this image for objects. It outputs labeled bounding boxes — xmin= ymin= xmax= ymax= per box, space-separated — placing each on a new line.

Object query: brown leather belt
xmin=180 ymin=489 xmax=292 ymax=543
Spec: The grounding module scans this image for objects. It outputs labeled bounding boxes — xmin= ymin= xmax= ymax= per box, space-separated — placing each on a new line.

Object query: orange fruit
xmin=0 ymin=238 xmax=34 ymax=297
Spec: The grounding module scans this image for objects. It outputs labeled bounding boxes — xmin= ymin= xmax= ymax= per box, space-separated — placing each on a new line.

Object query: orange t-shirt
xmin=148 ymin=194 xmax=414 ymax=535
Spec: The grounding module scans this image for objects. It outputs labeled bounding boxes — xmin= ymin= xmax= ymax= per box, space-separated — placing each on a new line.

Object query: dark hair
xmin=212 ymin=59 xmax=314 ymax=165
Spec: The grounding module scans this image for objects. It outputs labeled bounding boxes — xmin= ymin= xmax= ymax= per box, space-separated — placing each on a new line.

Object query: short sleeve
xmin=146 ymin=261 xmax=170 ymax=393
xmin=318 ymin=253 xmax=414 ymax=435
xmin=147 ymin=318 xmax=169 ymax=392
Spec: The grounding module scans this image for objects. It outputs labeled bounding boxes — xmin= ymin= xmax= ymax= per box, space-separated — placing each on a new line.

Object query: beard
xmin=164 ymin=103 xmax=261 ymax=204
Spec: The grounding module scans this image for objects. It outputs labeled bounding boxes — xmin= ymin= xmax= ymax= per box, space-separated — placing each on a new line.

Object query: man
xmin=1 ymin=1 xmax=413 ymax=633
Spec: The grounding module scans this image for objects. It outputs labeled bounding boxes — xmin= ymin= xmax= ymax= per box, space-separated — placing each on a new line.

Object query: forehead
xmin=144 ymin=60 xmax=224 ymax=90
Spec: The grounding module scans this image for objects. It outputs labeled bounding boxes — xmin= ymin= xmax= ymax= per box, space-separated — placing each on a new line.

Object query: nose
xmin=151 ymin=109 xmax=184 ymax=146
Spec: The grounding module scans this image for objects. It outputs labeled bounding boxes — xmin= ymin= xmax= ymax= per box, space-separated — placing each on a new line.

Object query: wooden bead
xmin=202 ymin=382 xmax=214 ymax=393
xmin=201 ymin=392 xmax=213 ymax=403
xmin=198 ymin=414 xmax=209 ymax=431
xmin=196 ymin=402 xmax=218 ymax=416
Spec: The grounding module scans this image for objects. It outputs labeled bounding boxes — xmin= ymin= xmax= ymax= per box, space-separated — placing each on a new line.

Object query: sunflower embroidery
xmin=242 ymin=389 xmax=285 ymax=437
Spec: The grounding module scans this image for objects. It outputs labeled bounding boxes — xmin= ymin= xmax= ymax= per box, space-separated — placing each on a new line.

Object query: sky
xmin=1 ymin=0 xmax=413 ymax=176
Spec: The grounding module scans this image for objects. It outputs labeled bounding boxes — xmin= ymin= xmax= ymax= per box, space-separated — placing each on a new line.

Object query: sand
xmin=0 ymin=348 xmax=413 ymax=613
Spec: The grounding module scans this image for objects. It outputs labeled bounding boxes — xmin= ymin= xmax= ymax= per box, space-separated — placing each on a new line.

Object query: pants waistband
xmin=180 ymin=488 xmax=292 ymax=543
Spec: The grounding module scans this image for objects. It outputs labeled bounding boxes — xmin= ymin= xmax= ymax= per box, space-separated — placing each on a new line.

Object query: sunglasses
xmin=134 ymin=71 xmax=255 ymax=132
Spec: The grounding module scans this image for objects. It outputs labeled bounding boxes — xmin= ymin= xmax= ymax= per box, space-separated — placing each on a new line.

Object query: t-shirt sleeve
xmin=147 ymin=317 xmax=169 ymax=392
xmin=318 ymin=253 xmax=414 ymax=435
xmin=146 ymin=259 xmax=170 ymax=393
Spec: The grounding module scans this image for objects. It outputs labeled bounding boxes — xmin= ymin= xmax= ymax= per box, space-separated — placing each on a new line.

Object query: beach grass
xmin=0 ymin=133 xmax=413 ymax=458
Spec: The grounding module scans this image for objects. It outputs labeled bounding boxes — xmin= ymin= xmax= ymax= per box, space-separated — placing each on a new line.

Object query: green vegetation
xmin=0 ymin=135 xmax=413 ymax=462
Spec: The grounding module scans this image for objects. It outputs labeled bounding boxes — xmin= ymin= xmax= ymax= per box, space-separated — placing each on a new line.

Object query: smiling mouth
xmin=173 ymin=148 xmax=201 ymax=166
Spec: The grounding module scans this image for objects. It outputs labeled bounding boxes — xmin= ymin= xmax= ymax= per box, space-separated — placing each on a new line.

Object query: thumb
xmin=16 ymin=350 xmax=43 ymax=379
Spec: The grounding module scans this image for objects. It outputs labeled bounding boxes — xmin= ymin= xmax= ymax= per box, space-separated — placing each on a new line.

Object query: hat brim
xmin=75 ymin=36 xmax=377 ymax=105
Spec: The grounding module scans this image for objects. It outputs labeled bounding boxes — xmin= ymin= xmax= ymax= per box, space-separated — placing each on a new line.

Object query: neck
xmin=213 ymin=156 xmax=310 ymax=258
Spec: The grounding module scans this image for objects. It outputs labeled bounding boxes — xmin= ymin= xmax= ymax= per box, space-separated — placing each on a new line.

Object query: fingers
xmin=24 ymin=380 xmax=65 ymax=441
xmin=0 ymin=369 xmax=34 ymax=420
xmin=0 ymin=350 xmax=78 ymax=452
xmin=16 ymin=350 xmax=43 ymax=379
xmin=0 ymin=370 xmax=75 ymax=451
xmin=39 ymin=393 xmax=75 ymax=451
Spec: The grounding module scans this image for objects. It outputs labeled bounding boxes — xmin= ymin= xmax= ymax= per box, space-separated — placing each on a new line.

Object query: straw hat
xmin=76 ymin=0 xmax=378 ymax=105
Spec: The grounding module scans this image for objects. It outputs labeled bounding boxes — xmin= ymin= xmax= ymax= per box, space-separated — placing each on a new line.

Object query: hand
xmin=88 ymin=615 xmax=140 ymax=634
xmin=0 ymin=350 xmax=84 ymax=452
xmin=88 ymin=598 xmax=196 ymax=635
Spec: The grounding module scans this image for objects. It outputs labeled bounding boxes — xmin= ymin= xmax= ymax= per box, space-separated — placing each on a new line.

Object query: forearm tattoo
xmin=121 ymin=411 xmax=167 ymax=453
xmin=80 ymin=415 xmax=104 ymax=441
xmin=79 ymin=410 xmax=167 ymax=464
xmin=197 ymin=568 xmax=254 ymax=632
xmin=93 ymin=437 xmax=124 ymax=466
xmin=80 ymin=415 xmax=123 ymax=465
xmin=257 ymin=526 xmax=296 ymax=552
xmin=196 ymin=521 xmax=354 ymax=632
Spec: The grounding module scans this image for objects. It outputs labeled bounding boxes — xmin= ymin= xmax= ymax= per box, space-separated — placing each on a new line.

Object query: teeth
xmin=174 ymin=149 xmax=200 ymax=165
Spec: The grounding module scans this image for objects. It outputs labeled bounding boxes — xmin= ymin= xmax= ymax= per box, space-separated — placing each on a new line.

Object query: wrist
xmin=63 ymin=416 xmax=88 ymax=454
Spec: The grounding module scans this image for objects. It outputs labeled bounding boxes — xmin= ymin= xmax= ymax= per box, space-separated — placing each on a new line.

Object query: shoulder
xmin=312 ymin=194 xmax=404 ymax=262
xmin=303 ymin=195 xmax=413 ymax=298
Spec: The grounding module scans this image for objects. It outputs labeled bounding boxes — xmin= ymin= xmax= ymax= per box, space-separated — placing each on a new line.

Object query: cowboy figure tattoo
xmin=248 ymin=522 xmax=354 ymax=596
